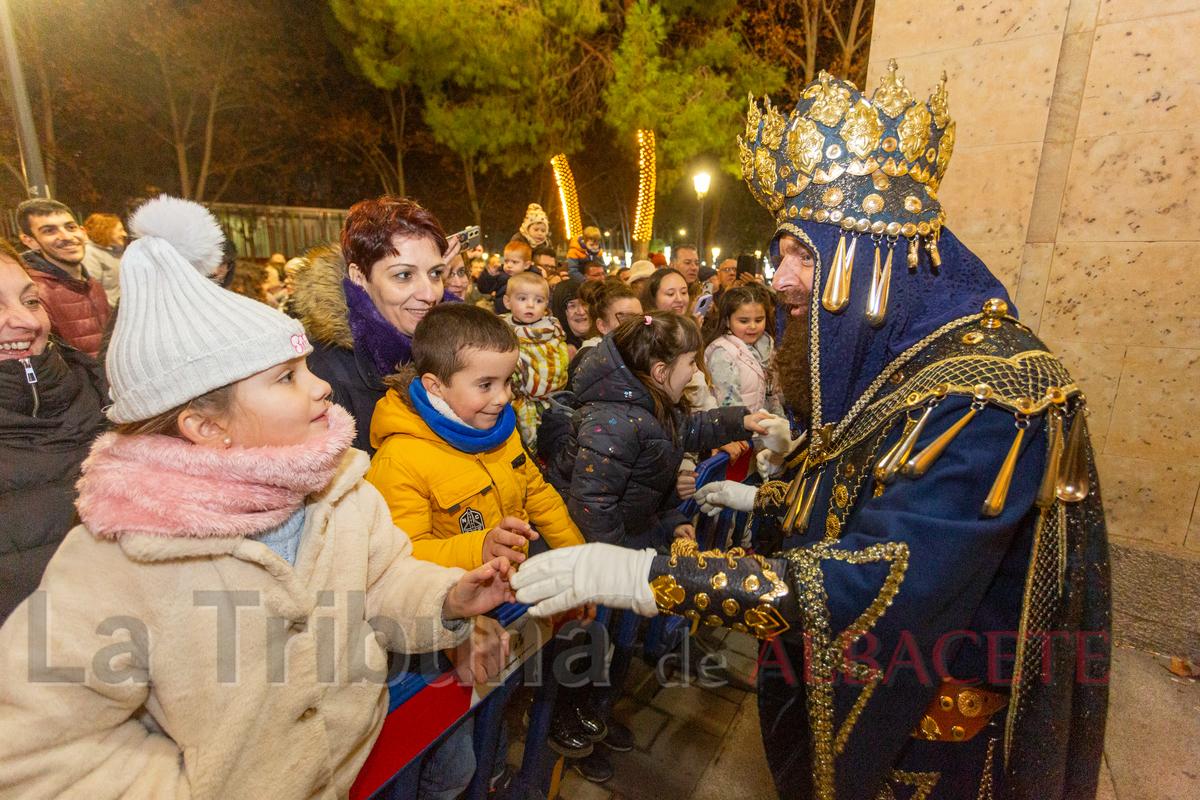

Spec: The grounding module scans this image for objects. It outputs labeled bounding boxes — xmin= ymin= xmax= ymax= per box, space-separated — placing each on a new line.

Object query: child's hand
xmin=676 ymin=469 xmax=697 ymax=500
xmin=720 ymin=441 xmax=750 ymax=460
xmin=673 ymin=523 xmax=696 ymax=541
xmin=743 ymin=411 xmax=775 ymax=435
xmin=444 ymin=556 xmax=515 ymax=620
xmin=451 ymin=616 xmax=511 ymax=685
xmin=482 ymin=517 xmax=539 ymax=564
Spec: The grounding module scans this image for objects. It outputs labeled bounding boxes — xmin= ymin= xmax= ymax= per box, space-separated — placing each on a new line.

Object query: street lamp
xmin=693 ymin=172 xmax=710 ymax=263
xmin=711 ymin=247 xmax=721 ymax=266
xmin=678 ymin=228 xmax=686 ymax=237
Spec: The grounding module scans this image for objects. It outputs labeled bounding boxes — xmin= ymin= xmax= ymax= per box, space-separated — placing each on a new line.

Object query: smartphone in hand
xmin=452 ymin=226 xmax=482 ymax=251
xmin=693 ymin=292 xmax=714 ymax=319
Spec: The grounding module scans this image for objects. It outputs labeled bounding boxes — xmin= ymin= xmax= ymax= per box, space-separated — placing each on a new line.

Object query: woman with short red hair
xmin=291 ymin=196 xmax=461 ymax=455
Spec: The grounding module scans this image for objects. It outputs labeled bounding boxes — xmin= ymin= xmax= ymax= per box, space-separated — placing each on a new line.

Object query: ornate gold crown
xmin=739 ymin=61 xmax=956 ymax=324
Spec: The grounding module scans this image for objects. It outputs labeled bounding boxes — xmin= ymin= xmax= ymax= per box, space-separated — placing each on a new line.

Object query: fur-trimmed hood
xmin=291 ymin=243 xmax=354 ymax=350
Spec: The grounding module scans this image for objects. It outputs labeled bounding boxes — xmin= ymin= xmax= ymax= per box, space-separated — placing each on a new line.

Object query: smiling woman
xmin=291 ymin=196 xmax=462 ymax=455
xmin=0 ymin=244 xmax=108 ymax=621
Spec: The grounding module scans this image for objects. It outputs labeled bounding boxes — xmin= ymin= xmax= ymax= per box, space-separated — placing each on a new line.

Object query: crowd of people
xmin=0 ymin=193 xmax=792 ymax=797
xmin=0 ymin=64 xmax=1112 ymax=800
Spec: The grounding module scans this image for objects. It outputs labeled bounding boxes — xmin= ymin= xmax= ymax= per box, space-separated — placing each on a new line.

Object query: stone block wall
xmin=867 ymin=0 xmax=1200 ymax=654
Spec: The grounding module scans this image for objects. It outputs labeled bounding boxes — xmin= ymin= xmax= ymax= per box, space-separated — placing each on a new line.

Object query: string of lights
xmin=633 ymin=129 xmax=656 ymax=242
xmin=550 ymin=153 xmax=582 ymax=242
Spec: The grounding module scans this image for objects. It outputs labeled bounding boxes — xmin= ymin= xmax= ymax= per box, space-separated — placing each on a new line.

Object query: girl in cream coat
xmin=0 ymin=197 xmax=512 ymax=800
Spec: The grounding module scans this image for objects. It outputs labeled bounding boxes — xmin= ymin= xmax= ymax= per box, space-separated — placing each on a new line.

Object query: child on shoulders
xmin=501 ymin=271 xmax=570 ymax=451
xmin=566 ymin=226 xmax=604 ymax=282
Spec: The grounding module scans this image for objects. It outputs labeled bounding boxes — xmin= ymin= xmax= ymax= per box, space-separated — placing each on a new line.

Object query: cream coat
xmin=0 ymin=450 xmax=469 ymax=800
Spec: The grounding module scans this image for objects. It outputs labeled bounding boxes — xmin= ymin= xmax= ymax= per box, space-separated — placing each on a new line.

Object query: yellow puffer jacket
xmin=367 ymin=388 xmax=584 ymax=570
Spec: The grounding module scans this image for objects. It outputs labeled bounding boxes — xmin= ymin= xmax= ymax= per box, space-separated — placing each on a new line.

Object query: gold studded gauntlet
xmin=649 ymin=540 xmax=792 ymax=639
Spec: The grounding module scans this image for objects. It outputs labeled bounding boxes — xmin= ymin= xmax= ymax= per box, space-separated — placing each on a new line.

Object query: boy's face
xmin=503 ymin=251 xmax=530 ymax=275
xmin=428 ymin=347 xmax=519 ymax=430
xmin=584 ymin=236 xmax=601 ymax=251
xmin=504 ymin=284 xmax=549 ymax=324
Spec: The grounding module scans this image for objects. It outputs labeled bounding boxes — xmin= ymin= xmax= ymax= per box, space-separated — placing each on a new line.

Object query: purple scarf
xmin=343 ymin=279 xmax=462 ymax=376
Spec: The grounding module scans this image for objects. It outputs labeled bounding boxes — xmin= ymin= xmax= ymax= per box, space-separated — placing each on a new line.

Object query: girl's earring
xmin=223 ymin=438 xmax=231 ymax=446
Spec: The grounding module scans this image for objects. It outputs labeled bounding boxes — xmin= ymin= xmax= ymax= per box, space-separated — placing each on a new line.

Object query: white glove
xmin=694 ymin=480 xmax=758 ymax=516
xmin=756 ymin=447 xmax=785 ymax=478
xmin=511 ymin=544 xmax=657 ymax=618
xmin=752 ymin=413 xmax=795 ymax=455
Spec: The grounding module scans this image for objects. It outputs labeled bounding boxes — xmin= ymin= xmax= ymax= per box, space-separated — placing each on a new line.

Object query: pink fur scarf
xmin=76 ymin=405 xmax=356 ymax=539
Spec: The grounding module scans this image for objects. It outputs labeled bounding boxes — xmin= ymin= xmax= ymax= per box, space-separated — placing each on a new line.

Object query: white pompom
xmin=128 ymin=195 xmax=225 ymax=276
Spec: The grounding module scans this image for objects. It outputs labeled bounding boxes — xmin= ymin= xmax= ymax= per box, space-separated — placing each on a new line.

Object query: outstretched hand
xmin=451 ymin=616 xmax=510 ymax=685
xmin=511 ymin=544 xmax=658 ymax=618
xmin=482 ymin=517 xmax=539 ymax=564
xmin=444 ymin=556 xmax=514 ymax=620
xmin=743 ymin=411 xmax=775 ymax=436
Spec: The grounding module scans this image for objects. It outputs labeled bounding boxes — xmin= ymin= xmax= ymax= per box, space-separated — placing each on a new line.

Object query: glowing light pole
xmin=693 ymin=172 xmax=710 ymax=264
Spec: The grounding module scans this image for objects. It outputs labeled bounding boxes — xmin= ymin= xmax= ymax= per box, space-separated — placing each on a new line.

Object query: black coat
xmin=552 ymin=337 xmax=747 ymax=548
xmin=0 ymin=342 xmax=108 ymax=622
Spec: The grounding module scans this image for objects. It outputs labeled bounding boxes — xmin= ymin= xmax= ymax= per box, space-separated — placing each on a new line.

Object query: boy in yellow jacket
xmin=367 ymin=303 xmax=584 ymax=571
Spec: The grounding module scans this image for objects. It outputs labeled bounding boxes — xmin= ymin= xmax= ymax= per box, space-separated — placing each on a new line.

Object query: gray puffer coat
xmin=552 ymin=336 xmax=747 ymax=549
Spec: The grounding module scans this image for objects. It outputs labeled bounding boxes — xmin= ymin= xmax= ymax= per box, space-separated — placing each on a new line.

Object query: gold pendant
xmin=821 ymin=234 xmax=849 ymax=313
xmin=1036 ymin=409 xmax=1065 ymax=509
xmin=927 ymin=232 xmax=942 ymax=267
xmin=866 ymin=242 xmax=892 ymax=328
xmin=875 ymin=404 xmax=937 ymax=485
xmin=792 ymin=471 xmax=823 ymax=534
xmin=982 ymin=423 xmax=1025 ymax=517
xmin=782 ymin=474 xmax=808 ymax=532
xmin=1056 ymin=409 xmax=1090 ymax=502
xmin=902 ymin=406 xmax=977 ymax=478
xmin=907 ymin=236 xmax=919 ymax=272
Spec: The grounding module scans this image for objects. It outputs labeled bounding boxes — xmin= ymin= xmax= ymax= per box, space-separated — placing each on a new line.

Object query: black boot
xmin=572 ymin=750 xmax=614 ymax=784
xmin=601 ymin=719 xmax=635 ymax=752
xmin=570 ymin=694 xmax=608 ymax=743
xmin=548 ymin=711 xmax=594 ymax=758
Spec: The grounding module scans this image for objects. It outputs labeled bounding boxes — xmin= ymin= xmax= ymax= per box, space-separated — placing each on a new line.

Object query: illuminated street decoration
xmin=550 ymin=154 xmax=581 ymax=242
xmin=633 ymin=129 xmax=656 ymax=242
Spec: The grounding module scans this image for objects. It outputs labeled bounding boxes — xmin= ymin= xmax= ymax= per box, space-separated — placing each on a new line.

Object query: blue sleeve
xmin=566 ymin=260 xmax=587 ymax=283
xmin=476 ymin=270 xmax=506 ymax=295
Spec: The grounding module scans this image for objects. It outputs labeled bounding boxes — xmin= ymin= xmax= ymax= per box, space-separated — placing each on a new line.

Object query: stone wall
xmin=867 ymin=0 xmax=1200 ymax=655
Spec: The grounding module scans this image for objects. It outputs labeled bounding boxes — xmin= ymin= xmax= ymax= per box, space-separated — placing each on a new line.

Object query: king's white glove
xmin=694 ymin=480 xmax=758 ymax=517
xmin=752 ymin=414 xmax=797 ymax=455
xmin=511 ymin=544 xmax=657 ymax=618
xmin=757 ymin=447 xmax=786 ymax=478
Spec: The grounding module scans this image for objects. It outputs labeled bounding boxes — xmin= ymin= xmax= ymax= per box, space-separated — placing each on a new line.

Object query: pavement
xmin=521 ymin=633 xmax=1200 ymax=800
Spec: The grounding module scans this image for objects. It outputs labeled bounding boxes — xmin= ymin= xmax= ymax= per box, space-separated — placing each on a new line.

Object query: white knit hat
xmin=106 ymin=196 xmax=312 ymax=423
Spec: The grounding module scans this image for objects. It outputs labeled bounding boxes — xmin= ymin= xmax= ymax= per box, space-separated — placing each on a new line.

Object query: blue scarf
xmin=408 ymin=379 xmax=516 ymax=454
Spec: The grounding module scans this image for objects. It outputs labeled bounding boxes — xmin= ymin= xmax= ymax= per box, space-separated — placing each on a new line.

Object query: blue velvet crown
xmin=739 ymin=60 xmax=954 ymax=257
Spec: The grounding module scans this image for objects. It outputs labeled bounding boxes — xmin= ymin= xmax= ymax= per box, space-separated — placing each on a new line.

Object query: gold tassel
xmin=874 ymin=403 xmax=937 ymax=486
xmin=782 ymin=473 xmax=807 ymax=532
xmin=866 ymin=241 xmax=892 ymax=328
xmin=907 ymin=237 xmax=919 ymax=272
xmin=822 ymin=234 xmax=850 ymax=313
xmin=902 ymin=384 xmax=993 ymax=478
xmin=1056 ymin=409 xmax=1090 ymax=502
xmin=902 ymin=406 xmax=977 ymax=478
xmin=982 ymin=422 xmax=1026 ymax=517
xmin=927 ymin=231 xmax=942 ymax=267
xmin=1036 ymin=410 xmax=1065 ymax=509
xmin=794 ymin=472 xmax=823 ymax=534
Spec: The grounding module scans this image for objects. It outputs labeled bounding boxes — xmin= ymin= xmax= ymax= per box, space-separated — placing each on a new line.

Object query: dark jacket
xmin=0 ymin=342 xmax=108 ymax=622
xmin=290 ymin=246 xmax=381 ymax=455
xmin=22 ymin=251 xmax=112 ymax=358
xmin=551 ymin=336 xmax=746 ymax=548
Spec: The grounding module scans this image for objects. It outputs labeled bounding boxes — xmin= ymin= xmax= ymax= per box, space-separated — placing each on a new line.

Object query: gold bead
xmin=951 ymin=726 xmax=965 ymax=741
xmin=732 ymin=622 xmax=748 ymax=633
xmin=742 ymin=575 xmax=760 ymax=593
xmin=723 ymin=598 xmax=740 ymax=617
xmin=695 ymin=592 xmax=710 ymax=610
xmin=705 ymin=614 xmax=723 ymax=627
xmin=939 ymin=695 xmax=954 ymax=711
xmin=981 ymin=298 xmax=1008 ymax=328
xmin=886 ymin=222 xmax=902 ymax=237
xmin=711 ymin=572 xmax=728 ymax=590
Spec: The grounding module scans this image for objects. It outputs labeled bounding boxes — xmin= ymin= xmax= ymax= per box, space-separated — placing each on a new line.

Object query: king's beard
xmin=774 ymin=292 xmax=813 ymax=423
